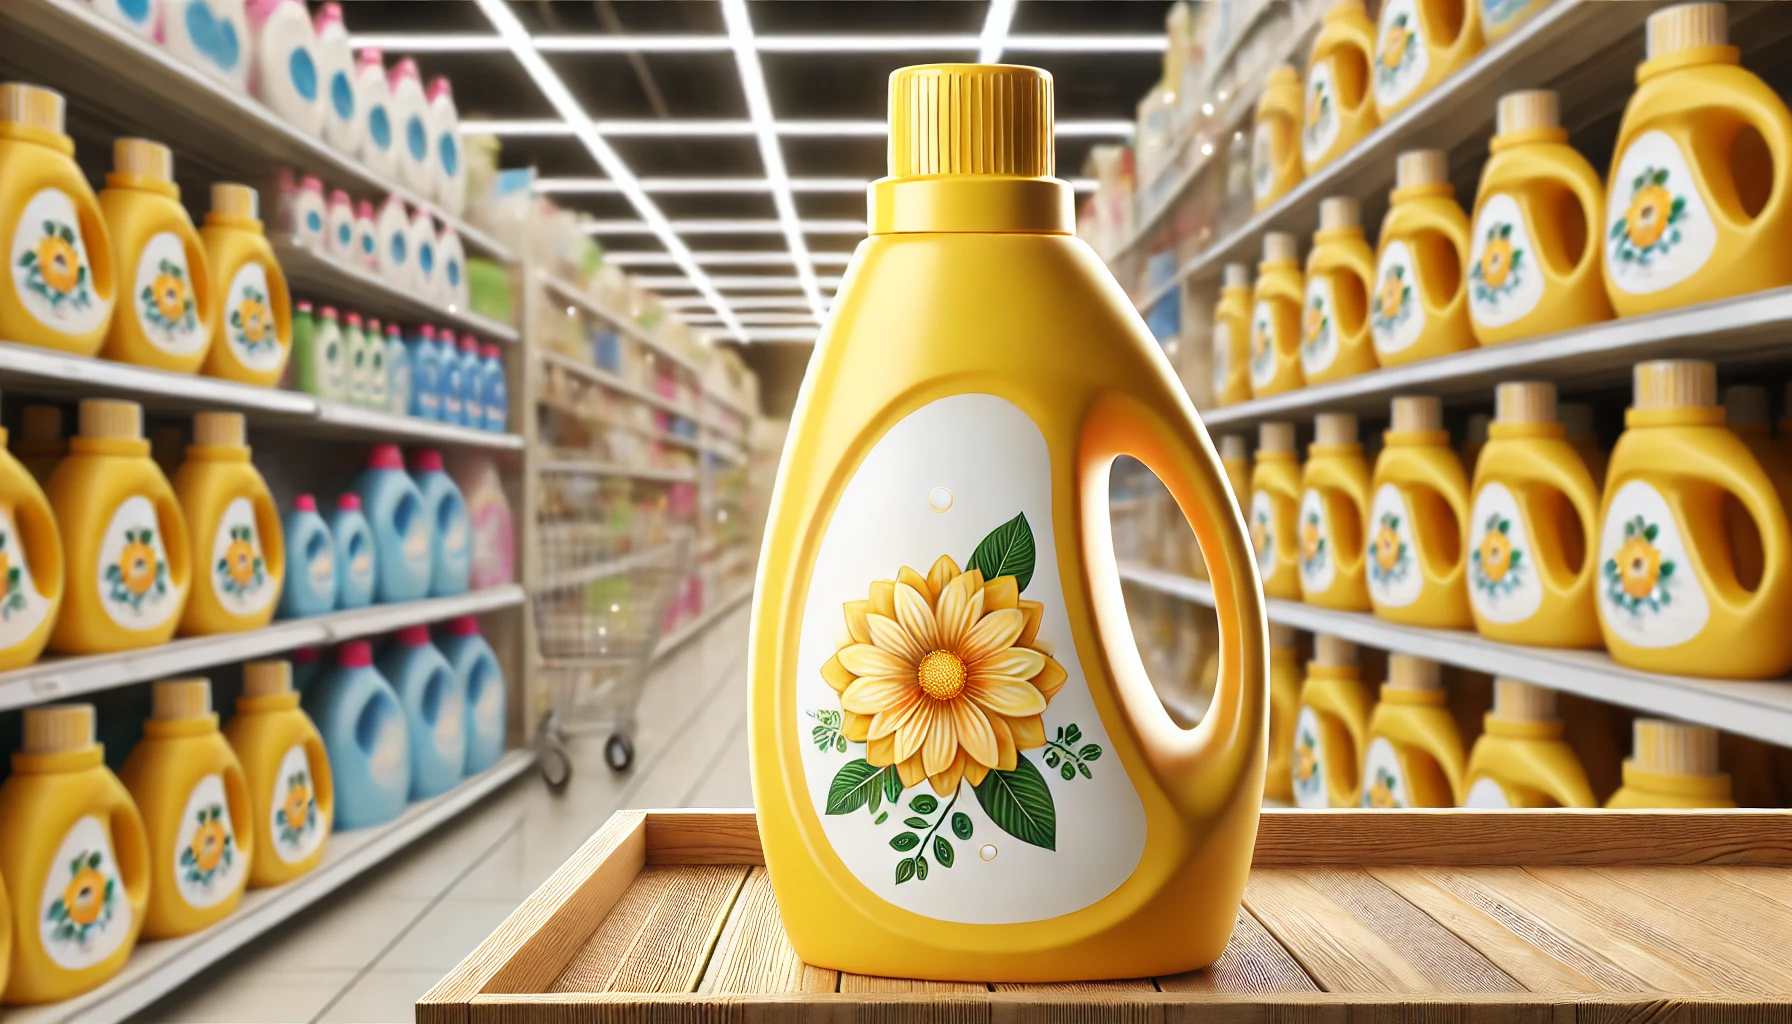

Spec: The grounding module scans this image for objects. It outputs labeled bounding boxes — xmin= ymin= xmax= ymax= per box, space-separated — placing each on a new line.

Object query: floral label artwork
xmin=39 ymin=815 xmax=131 ymax=970
xmin=1480 ymin=0 xmax=1533 ymax=32
xmin=0 ymin=505 xmax=50 ymax=649
xmin=11 ymin=189 xmax=110 ymax=336
xmin=1370 ymin=241 xmax=1426 ymax=355
xmin=271 ymin=743 xmax=325 ymax=863
xmin=1462 ymin=777 xmax=1511 ymax=808
xmin=223 ymin=262 xmax=284 ymax=371
xmin=173 ymin=774 xmax=242 ymax=908
xmin=433 ymin=685 xmax=466 ymax=761
xmin=132 ymin=232 xmax=207 ymax=355
xmin=1359 ymin=738 xmax=1408 ymax=808
xmin=1250 ymin=123 xmax=1277 ymax=204
xmin=1291 ymin=707 xmax=1328 ymax=808
xmin=1372 ymin=0 xmax=1429 ymax=109
xmin=1366 ymin=485 xmax=1420 ymax=608
xmin=1300 ymin=275 xmax=1337 ymax=376
xmin=1468 ymin=483 xmax=1542 ymax=623
xmin=1249 ymin=490 xmax=1277 ymax=578
xmin=1605 ymin=131 xmax=1715 ymax=295
xmin=211 ymin=498 xmax=273 ymax=616
xmin=1597 ymin=480 xmax=1708 ymax=648
xmin=1469 ymin=194 xmax=1545 ymax=328
xmin=1210 ymin=321 xmax=1232 ymax=399
xmin=1248 ymin=299 xmax=1279 ymax=390
xmin=797 ymin=393 xmax=1145 ymax=924
xmin=1297 ymin=489 xmax=1335 ymax=593
xmin=1301 ymin=62 xmax=1340 ymax=166
xmin=97 ymin=496 xmax=178 ymax=630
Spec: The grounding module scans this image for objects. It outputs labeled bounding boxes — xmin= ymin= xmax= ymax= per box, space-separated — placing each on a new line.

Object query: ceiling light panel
xmin=349 ymin=33 xmax=1166 ymax=55
xmin=461 ymin=118 xmax=1133 ymax=138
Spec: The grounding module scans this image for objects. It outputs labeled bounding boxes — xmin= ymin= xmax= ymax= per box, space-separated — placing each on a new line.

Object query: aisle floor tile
xmin=315 ymin=970 xmax=448 ymax=1024
xmin=372 ymin=899 xmax=525 ymax=971
xmin=139 ymin=968 xmax=355 ymax=1024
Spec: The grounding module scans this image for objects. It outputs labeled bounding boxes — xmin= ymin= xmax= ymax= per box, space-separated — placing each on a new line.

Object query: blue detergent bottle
xmin=480 ymin=343 xmax=508 ymax=433
xmin=278 ymin=494 xmax=337 ymax=619
xmin=440 ymin=615 xmax=505 ymax=775
xmin=385 ymin=324 xmax=412 ymax=416
xmin=408 ymin=324 xmax=441 ymax=421
xmin=378 ymin=624 xmax=466 ymax=799
xmin=329 ymin=492 xmax=376 ymax=610
xmin=351 ymin=444 xmax=432 ymax=603
xmin=302 ymin=640 xmax=410 ymax=828
xmin=438 ymin=329 xmax=465 ymax=426
xmin=410 ymin=448 xmax=470 ymax=597
xmin=291 ymin=646 xmax=324 ymax=693
xmin=457 ymin=335 xmax=485 ymax=429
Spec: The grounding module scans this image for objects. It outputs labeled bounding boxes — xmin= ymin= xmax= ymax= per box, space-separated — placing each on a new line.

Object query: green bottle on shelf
xmin=291 ymin=302 xmax=348 ymax=403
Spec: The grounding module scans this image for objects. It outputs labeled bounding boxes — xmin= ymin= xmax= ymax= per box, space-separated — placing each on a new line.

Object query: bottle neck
xmin=1489 ymin=127 xmax=1569 ymax=152
xmin=105 ymin=174 xmax=181 ymax=199
xmin=1488 ymin=421 xmax=1566 ymax=441
xmin=185 ymin=444 xmax=251 ymax=463
xmin=868 ymin=175 xmax=1074 ymax=235
xmin=0 ymin=123 xmax=74 ymax=156
xmin=1383 ymin=429 xmax=1450 ymax=448
xmin=1624 ymin=406 xmax=1725 ymax=429
xmin=1638 ymin=45 xmax=1740 ymax=83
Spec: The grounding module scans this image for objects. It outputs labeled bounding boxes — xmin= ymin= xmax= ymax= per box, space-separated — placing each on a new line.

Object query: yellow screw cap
xmin=1386 ymin=653 xmax=1441 ymax=691
xmin=243 ymin=660 xmax=294 ymax=698
xmin=1647 ymin=3 xmax=1726 ymax=60
xmin=79 ymin=398 xmax=143 ymax=441
xmin=1496 ymin=90 xmax=1559 ymax=134
xmin=24 ymin=704 xmax=94 ymax=755
xmin=887 ymin=64 xmax=1053 ymax=179
xmin=212 ymin=182 xmax=260 ymax=221
xmin=114 ymin=138 xmax=174 ymax=182
xmin=1259 ymin=421 xmax=1295 ymax=454
xmin=1222 ymin=263 xmax=1251 ymax=290
xmin=1390 ymin=395 xmax=1441 ymax=433
xmin=0 ymin=82 xmax=65 ymax=134
xmin=1396 ymin=149 xmax=1448 ymax=189
xmin=152 ymin=679 xmax=213 ymax=721
xmin=1491 ymin=678 xmax=1557 ymax=723
xmin=1314 ymin=634 xmax=1358 ymax=667
xmin=1632 ymin=718 xmax=1721 ymax=776
xmin=193 ymin=411 xmax=246 ymax=447
xmin=1633 ymin=359 xmax=1715 ymax=411
xmin=1219 ymin=434 xmax=1249 ymax=461
xmin=1314 ymin=411 xmax=1357 ymax=446
xmin=1318 ymin=197 xmax=1360 ymax=231
xmin=1495 ymin=381 xmax=1556 ymax=425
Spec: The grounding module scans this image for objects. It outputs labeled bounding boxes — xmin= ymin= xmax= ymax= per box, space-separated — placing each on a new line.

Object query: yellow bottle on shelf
xmin=1301 ymin=0 xmax=1380 ymax=175
xmin=0 ymin=84 xmax=115 ymax=357
xmin=0 ymin=705 xmax=149 ymax=1005
xmin=1219 ymin=435 xmax=1251 ymax=517
xmin=1299 ymin=412 xmax=1371 ymax=609
xmin=174 ymin=412 xmax=284 ymax=636
xmin=1372 ymin=150 xmax=1475 ymax=367
xmin=1291 ymin=634 xmax=1373 ymax=808
xmin=1558 ymin=402 xmax=1606 ymax=481
xmin=1597 ymin=361 xmax=1792 ymax=678
xmin=1371 ymin=0 xmax=1482 ymax=121
xmin=1605 ymin=719 xmax=1735 ymax=808
xmin=224 ymin=661 xmax=333 ymax=889
xmin=14 ymin=404 xmax=66 ymax=486
xmin=1251 ymin=421 xmax=1303 ymax=600
xmin=97 ymin=140 xmax=213 ymax=374
xmin=0 ymin=870 xmax=8 ymax=996
xmin=1461 ymin=679 xmax=1596 ymax=807
xmin=199 ymin=184 xmax=291 ymax=388
xmin=749 ymin=64 xmax=1271 ymax=982
xmin=1360 ymin=654 xmax=1465 ymax=807
xmin=1301 ymin=197 xmax=1378 ymax=385
xmin=1721 ymin=384 xmax=1789 ymax=589
xmin=1469 ymin=91 xmax=1614 ymax=345
xmin=1250 ymin=64 xmax=1305 ymax=211
xmin=0 ymin=404 xmax=60 ymax=671
xmin=1368 ymin=396 xmax=1471 ymax=627
xmin=1247 ymin=233 xmax=1305 ymax=398
xmin=1469 ymin=382 xmax=1603 ymax=648
xmin=118 ymin=679 xmax=252 ymax=938
xmin=1211 ymin=263 xmax=1252 ymax=406
xmin=1602 ymin=4 xmax=1792 ymax=317
xmin=46 ymin=399 xmax=191 ymax=655
xmin=1264 ymin=624 xmax=1301 ymax=803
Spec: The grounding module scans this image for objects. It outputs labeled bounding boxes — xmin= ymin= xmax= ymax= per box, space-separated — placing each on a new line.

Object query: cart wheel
xmin=604 ymin=732 xmax=635 ymax=772
xmin=539 ymin=739 xmax=573 ymax=791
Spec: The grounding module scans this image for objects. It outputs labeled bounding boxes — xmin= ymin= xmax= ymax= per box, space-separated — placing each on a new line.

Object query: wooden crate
xmin=422 ymin=808 xmax=1792 ymax=1022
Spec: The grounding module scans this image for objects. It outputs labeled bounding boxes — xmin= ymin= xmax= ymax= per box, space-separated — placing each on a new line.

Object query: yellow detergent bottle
xmin=1301 ymin=197 xmax=1378 ymax=385
xmin=14 ymin=405 xmax=66 ymax=486
xmin=1263 ymin=624 xmax=1300 ymax=803
xmin=1461 ymin=679 xmax=1595 ymax=807
xmin=1251 ymin=421 xmax=1302 ymax=600
xmin=98 ymin=140 xmax=213 ymax=374
xmin=0 ymin=84 xmax=115 ymax=357
xmin=1368 ymin=396 xmax=1470 ymax=627
xmin=1219 ymin=435 xmax=1251 ymax=517
xmin=1360 ymin=654 xmax=1465 ymax=807
xmin=1250 ymin=64 xmax=1305 ymax=211
xmin=1290 ymin=634 xmax=1372 ymax=807
xmin=225 ymin=661 xmax=332 ymax=889
xmin=1721 ymin=384 xmax=1789 ymax=588
xmin=174 ymin=413 xmax=284 ymax=636
xmin=1211 ymin=264 xmax=1252 ymax=406
xmin=1299 ymin=412 xmax=1371 ymax=609
xmin=1469 ymin=382 xmax=1603 ymax=647
xmin=1469 ymin=91 xmax=1615 ymax=344
xmin=749 ymin=64 xmax=1271 ymax=983
xmin=1597 ymin=360 xmax=1792 ymax=679
xmin=1247 ymin=232 xmax=1305 ymax=398
xmin=199 ymin=184 xmax=292 ymax=388
xmin=0 ymin=705 xmax=149 ymax=1005
xmin=1602 ymin=4 xmax=1792 ymax=317
xmin=0 ymin=406 xmax=60 ymax=671
xmin=46 ymin=399 xmax=191 ymax=655
xmin=1606 ymin=718 xmax=1735 ymax=808
xmin=1371 ymin=0 xmax=1482 ymax=121
xmin=1559 ymin=401 xmax=1606 ymax=481
xmin=1301 ymin=0 xmax=1380 ymax=175
xmin=1372 ymin=150 xmax=1475 ymax=367
xmin=119 ymin=679 xmax=252 ymax=938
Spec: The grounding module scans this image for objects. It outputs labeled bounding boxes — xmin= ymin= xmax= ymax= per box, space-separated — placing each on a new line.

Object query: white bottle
xmin=437 ymin=227 xmax=469 ymax=310
xmin=356 ymin=48 xmax=399 ymax=179
xmin=354 ymin=199 xmax=379 ymax=271
xmin=388 ymin=57 xmax=435 ymax=198
xmin=164 ymin=0 xmax=250 ymax=92
xmin=425 ymin=76 xmax=466 ymax=216
xmin=91 ymin=0 xmax=159 ymax=39
xmin=293 ymin=174 xmax=327 ymax=250
xmin=375 ymin=194 xmax=412 ymax=288
xmin=343 ymin=311 xmax=371 ymax=405
xmin=313 ymin=2 xmax=363 ymax=156
xmin=247 ymin=0 xmax=324 ymax=136
xmin=326 ymin=189 xmax=357 ymax=264
xmin=363 ymin=318 xmax=389 ymax=410
xmin=408 ymin=207 xmax=440 ymax=301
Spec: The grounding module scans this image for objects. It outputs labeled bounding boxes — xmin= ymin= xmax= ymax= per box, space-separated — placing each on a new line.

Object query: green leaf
xmin=825 ymin=759 xmax=890 ymax=815
xmin=904 ymin=816 xmax=930 ymax=829
xmin=890 ymin=831 xmax=919 ymax=851
xmin=874 ymin=811 xmax=888 ymax=824
xmin=1644 ymin=524 xmax=1658 ymax=542
xmin=915 ymin=856 xmax=928 ymax=881
xmin=883 ymin=765 xmax=904 ymax=805
xmin=1078 ymin=744 xmax=1102 ymax=761
xmin=934 ymin=835 xmax=955 ymax=867
xmin=972 ymin=753 xmax=1056 ymax=850
xmin=1066 ymin=724 xmax=1081 ymax=744
xmin=895 ymin=858 xmax=915 ymax=884
xmin=952 ymin=812 xmax=973 ymax=839
xmin=967 ymin=512 xmax=1037 ymax=592
xmin=909 ymin=794 xmax=938 ymax=814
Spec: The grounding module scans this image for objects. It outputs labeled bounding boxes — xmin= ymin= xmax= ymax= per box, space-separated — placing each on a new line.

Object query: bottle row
xmin=278 ymin=173 xmax=472 ymax=312
xmin=292 ymin=306 xmax=507 ymax=431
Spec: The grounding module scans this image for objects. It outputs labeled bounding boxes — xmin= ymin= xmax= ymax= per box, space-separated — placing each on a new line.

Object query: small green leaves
xmin=903 ymin=817 xmax=930 ymax=829
xmin=952 ymin=812 xmax=973 ymax=839
xmin=826 ymin=759 xmax=898 ymax=815
xmin=972 ymin=753 xmax=1057 ymax=850
xmin=934 ymin=835 xmax=955 ymax=867
xmin=915 ymin=856 xmax=929 ymax=880
xmin=909 ymin=794 xmax=938 ymax=814
xmin=967 ymin=513 xmax=1037 ymax=592
xmin=890 ymin=832 xmax=919 ymax=852
xmin=895 ymin=858 xmax=916 ymax=884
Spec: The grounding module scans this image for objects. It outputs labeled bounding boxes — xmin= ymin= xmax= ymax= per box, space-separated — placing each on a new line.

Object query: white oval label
xmin=1248 ymin=299 xmax=1279 ymax=390
xmin=39 ymin=815 xmax=131 ymax=970
xmin=1468 ymin=482 xmax=1544 ymax=624
xmin=1301 ymin=61 xmax=1341 ymax=166
xmin=1597 ymin=479 xmax=1709 ymax=648
xmin=97 ymin=495 xmax=179 ymax=630
xmin=1371 ymin=240 xmax=1426 ymax=355
xmin=1605 ymin=130 xmax=1716 ymax=295
xmin=1297 ymin=488 xmax=1336 ymax=594
xmin=0 ymin=503 xmax=51 ymax=650
xmin=211 ymin=497 xmax=274 ymax=616
xmin=1250 ymin=123 xmax=1277 ymax=204
xmin=1372 ymin=0 xmax=1431 ymax=109
xmin=1469 ymin=193 xmax=1545 ymax=328
xmin=11 ymin=188 xmax=110 ymax=336
xmin=1210 ymin=320 xmax=1231 ymax=400
xmin=132 ymin=231 xmax=207 ymax=354
xmin=1291 ymin=705 xmax=1329 ymax=808
xmin=1462 ymin=776 xmax=1512 ymax=808
xmin=1250 ymin=489 xmax=1277 ymax=578
xmin=270 ymin=742 xmax=325 ymax=864
xmin=1366 ymin=484 xmax=1421 ymax=608
xmin=172 ymin=773 xmax=242 ymax=909
xmin=1359 ymin=737 xmax=1409 ymax=808
xmin=223 ymin=262 xmax=283 ymax=371
xmin=1300 ymin=274 xmax=1337 ymax=376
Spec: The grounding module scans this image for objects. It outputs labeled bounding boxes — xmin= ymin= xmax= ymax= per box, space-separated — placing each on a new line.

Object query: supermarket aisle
xmin=134 ymin=605 xmax=755 ymax=1024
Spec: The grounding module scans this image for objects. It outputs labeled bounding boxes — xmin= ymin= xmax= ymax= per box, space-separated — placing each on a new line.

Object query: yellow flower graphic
xmin=119 ymin=538 xmax=159 ymax=595
xmin=1616 ymin=533 xmax=1661 ymax=600
xmin=1251 ymin=514 xmax=1270 ymax=555
xmin=152 ymin=272 xmax=187 ymax=321
xmin=225 ymin=537 xmax=257 ymax=586
xmin=283 ymin=781 xmax=311 ymax=828
xmin=63 ymin=867 xmax=107 ymax=926
xmin=1295 ymin=740 xmax=1317 ymax=783
xmin=1306 ymin=85 xmax=1324 ymax=128
xmin=1301 ymin=518 xmax=1323 ymax=563
xmin=1624 ymin=184 xmax=1672 ymax=250
xmin=190 ymin=818 xmax=228 ymax=872
xmin=238 ymin=297 xmax=269 ymax=344
xmin=35 ymin=234 xmax=80 ymax=295
xmin=1304 ymin=304 xmax=1324 ymax=342
xmin=1373 ymin=524 xmax=1402 ymax=573
xmin=1367 ymin=776 xmax=1397 ymax=808
xmin=1478 ymin=529 xmax=1512 ymax=582
xmin=1479 ymin=236 xmax=1513 ymax=289
xmin=1378 ymin=273 xmax=1405 ymax=321
xmin=1380 ymin=24 xmax=1410 ymax=69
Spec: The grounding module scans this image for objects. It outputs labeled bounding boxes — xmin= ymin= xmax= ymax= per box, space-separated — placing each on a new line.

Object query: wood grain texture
xmin=550 ymin=863 xmax=749 ymax=993
xmin=990 ymin=979 xmax=1157 ymax=992
xmin=839 ymin=974 xmax=989 ymax=993
xmin=1156 ymin=908 xmax=1320 ymax=994
xmin=698 ymin=867 xmax=838 ymax=994
xmin=1709 ymin=865 xmax=1792 ymax=913
xmin=644 ymin=807 xmax=767 ymax=865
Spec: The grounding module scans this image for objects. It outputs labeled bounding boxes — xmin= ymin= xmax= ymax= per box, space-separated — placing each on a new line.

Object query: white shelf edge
xmin=275 ymin=241 xmax=520 ymax=343
xmin=537 ymin=350 xmax=701 ymax=420
xmin=541 ymin=276 xmax=701 ymax=375
xmin=0 ymin=340 xmax=315 ymax=415
xmin=539 ymin=460 xmax=697 ymax=483
xmin=653 ymin=584 xmax=752 ymax=661
xmin=1119 ymin=563 xmax=1792 ymax=748
xmin=315 ymin=401 xmax=524 ymax=451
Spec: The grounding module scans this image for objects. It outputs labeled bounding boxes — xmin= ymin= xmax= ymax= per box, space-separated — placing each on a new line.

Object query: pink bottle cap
xmin=445 ymin=616 xmax=480 ymax=637
xmin=459 ymin=336 xmax=477 ymax=354
xmin=344 ymin=312 xmax=363 ymax=328
xmin=319 ymin=305 xmax=339 ymax=321
xmin=336 ymin=493 xmax=361 ymax=511
xmin=387 ymin=324 xmax=403 ymax=339
xmin=367 ymin=317 xmax=382 ymax=334
xmin=396 ymin=624 xmax=431 ymax=646
xmin=412 ymin=448 xmax=444 ymax=472
xmin=357 ymin=48 xmax=385 ymax=70
xmin=439 ymin=328 xmax=457 ymax=347
xmin=329 ymin=188 xmax=352 ymax=209
xmin=356 ymin=199 xmax=376 ymax=219
xmin=367 ymin=443 xmax=405 ymax=470
xmin=300 ymin=175 xmax=324 ymax=196
xmin=294 ymin=493 xmax=318 ymax=512
xmin=390 ymin=57 xmax=421 ymax=88
xmin=338 ymin=640 xmax=373 ymax=669
xmin=417 ymin=324 xmax=436 ymax=341
xmin=292 ymin=646 xmax=319 ymax=665
xmin=482 ymin=344 xmax=501 ymax=359
xmin=314 ymin=1 xmax=344 ymax=32
xmin=381 ymin=194 xmax=407 ymax=218
xmin=296 ymin=300 xmax=313 ymax=314
xmin=427 ymin=76 xmax=453 ymax=103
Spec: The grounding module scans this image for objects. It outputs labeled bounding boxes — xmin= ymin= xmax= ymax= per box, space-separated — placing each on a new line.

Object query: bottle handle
xmin=307 ymin=731 xmax=337 ymax=830
xmin=255 ymin=494 xmax=287 ymax=586
xmin=1079 ymin=391 xmax=1269 ymax=817
xmin=18 ymin=493 xmax=64 ymax=604
xmin=105 ymin=782 xmax=151 ymax=923
xmin=224 ymin=763 xmax=257 ymax=870
xmin=1711 ymin=89 xmax=1792 ymax=233
xmin=1692 ymin=436 xmax=1791 ymax=619
xmin=156 ymin=494 xmax=193 ymax=599
xmin=1524 ymin=443 xmax=1603 ymax=595
xmin=1561 ymin=158 xmax=1608 ymax=286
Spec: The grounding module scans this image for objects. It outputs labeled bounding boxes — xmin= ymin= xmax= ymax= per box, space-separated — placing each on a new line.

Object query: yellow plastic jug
xmin=1250 ymin=421 xmax=1302 ymax=600
xmin=0 ymin=84 xmax=115 ymax=358
xmin=1250 ymin=64 xmax=1305 ymax=211
xmin=1247 ymin=233 xmax=1305 ymax=398
xmin=0 ymin=411 xmax=61 ymax=671
xmin=1211 ymin=264 xmax=1252 ymax=406
xmin=1461 ymin=679 xmax=1596 ymax=807
xmin=200 ymin=184 xmax=292 ymax=388
xmin=1360 ymin=654 xmax=1465 ymax=807
xmin=119 ymin=679 xmax=252 ymax=938
xmin=749 ymin=64 xmax=1271 ymax=983
xmin=1372 ymin=150 xmax=1475 ymax=367
xmin=0 ymin=871 xmax=8 ymax=996
xmin=224 ymin=661 xmax=333 ymax=888
xmin=1371 ymin=0 xmax=1482 ymax=121
xmin=1302 ymin=197 xmax=1378 ymax=385
xmin=1290 ymin=634 xmax=1372 ymax=807
xmin=1469 ymin=91 xmax=1614 ymax=344
xmin=46 ymin=399 xmax=191 ymax=655
xmin=0 ymin=705 xmax=149 ymax=1005
xmin=1597 ymin=361 xmax=1792 ymax=678
xmin=1469 ymin=382 xmax=1603 ymax=648
xmin=98 ymin=140 xmax=213 ymax=374
xmin=1721 ymin=384 xmax=1791 ymax=588
xmin=1299 ymin=412 xmax=1371 ymax=609
xmin=1219 ymin=435 xmax=1251 ymax=518
xmin=1301 ymin=0 xmax=1380 ymax=175
xmin=14 ymin=405 xmax=66 ymax=486
xmin=1605 ymin=719 xmax=1734 ymax=808
xmin=1559 ymin=402 xmax=1606 ymax=481
xmin=174 ymin=413 xmax=284 ymax=636
xmin=1368 ymin=396 xmax=1470 ymax=627
xmin=1264 ymin=624 xmax=1300 ymax=803
xmin=1602 ymin=4 xmax=1792 ymax=317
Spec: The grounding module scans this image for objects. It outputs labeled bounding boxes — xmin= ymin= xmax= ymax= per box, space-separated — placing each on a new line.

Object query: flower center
xmin=916 ymin=649 xmax=967 ymax=700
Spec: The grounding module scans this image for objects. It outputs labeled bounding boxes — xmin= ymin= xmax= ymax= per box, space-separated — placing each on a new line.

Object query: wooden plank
xmin=990 ymin=980 xmax=1157 ymax=992
xmin=1708 ymin=866 xmax=1792 ymax=915
xmin=1156 ymin=907 xmax=1321 ymax=994
xmin=839 ymin=974 xmax=989 ymax=993
xmin=549 ymin=864 xmax=749 ymax=993
xmin=698 ymin=867 xmax=837 ymax=994
xmin=1241 ymin=868 xmax=1439 ymax=993
xmin=1303 ymin=866 xmax=1522 ymax=994
xmin=644 ymin=807 xmax=767 ymax=865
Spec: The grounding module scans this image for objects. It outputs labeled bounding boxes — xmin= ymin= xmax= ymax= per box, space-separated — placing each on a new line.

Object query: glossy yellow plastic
xmin=1290 ymin=659 xmax=1373 ymax=807
xmin=1461 ymin=694 xmax=1596 ymax=808
xmin=224 ymin=665 xmax=334 ymax=889
xmin=0 ymin=425 xmax=62 ymax=670
xmin=1606 ymin=766 xmax=1735 ymax=808
xmin=1220 ymin=439 xmax=1251 ymax=518
xmin=199 ymin=186 xmax=292 ymax=388
xmin=0 ymin=872 xmax=8 ymax=997
xmin=98 ymin=140 xmax=213 ymax=373
xmin=1300 ymin=208 xmax=1378 ymax=385
xmin=1370 ymin=0 xmax=1482 ymax=121
xmin=1298 ymin=436 xmax=1371 ymax=610
xmin=1361 ymin=681 xmax=1465 ymax=808
xmin=1301 ymin=0 xmax=1380 ymax=175
xmin=1263 ymin=629 xmax=1300 ymax=803
xmin=1368 ymin=426 xmax=1470 ymax=627
xmin=1250 ymin=436 xmax=1302 ymax=600
xmin=1246 ymin=244 xmax=1304 ymax=398
xmin=751 ymin=65 xmax=1270 ymax=982
xmin=1605 ymin=720 xmax=1734 ymax=808
xmin=174 ymin=415 xmax=285 ymax=635
xmin=1249 ymin=65 xmax=1304 ymax=211
xmin=1211 ymin=271 xmax=1252 ymax=406
xmin=1371 ymin=164 xmax=1476 ymax=367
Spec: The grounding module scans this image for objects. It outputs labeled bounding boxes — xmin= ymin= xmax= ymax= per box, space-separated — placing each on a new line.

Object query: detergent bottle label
xmin=1210 ymin=321 xmax=1231 ymax=399
xmin=0 ymin=505 xmax=51 ymax=649
xmin=1462 ymin=776 xmax=1511 ymax=808
xmin=442 ymin=508 xmax=470 ymax=563
xmin=401 ymin=506 xmax=431 ymax=572
xmin=369 ymin=707 xmax=408 ymax=787
xmin=1359 ymin=738 xmax=1409 ymax=807
xmin=437 ymin=687 xmax=465 ymax=759
xmin=98 ymin=496 xmax=178 ymax=630
xmin=1302 ymin=62 xmax=1340 ymax=165
xmin=344 ymin=528 xmax=374 ymax=590
xmin=223 ymin=262 xmax=283 ymax=371
xmin=1291 ymin=707 xmax=1328 ymax=808
xmin=1481 ymin=0 xmax=1533 ymax=33
xmin=1371 ymin=242 xmax=1425 ymax=355
xmin=39 ymin=815 xmax=132 ymax=970
xmin=132 ymin=232 xmax=206 ymax=354
xmin=473 ymin=667 xmax=502 ymax=732
xmin=11 ymin=189 xmax=108 ymax=336
xmin=1249 ymin=491 xmax=1277 ymax=577
xmin=1468 ymin=483 xmax=1542 ymax=622
xmin=1597 ymin=480 xmax=1708 ymax=647
xmin=1248 ymin=300 xmax=1278 ymax=390
xmin=271 ymin=743 xmax=324 ymax=864
xmin=1469 ymin=195 xmax=1545 ymax=327
xmin=1297 ymin=489 xmax=1336 ymax=592
xmin=1373 ymin=0 xmax=1430 ymax=109
xmin=211 ymin=498 xmax=273 ymax=615
xmin=173 ymin=773 xmax=242 ymax=908
xmin=1250 ymin=124 xmax=1277 ymax=204
xmin=307 ymin=537 xmax=335 ymax=591
xmin=1366 ymin=485 xmax=1420 ymax=607
xmin=1300 ymin=275 xmax=1337 ymax=375
xmin=794 ymin=394 xmax=1145 ymax=925
xmin=1606 ymin=131 xmax=1714 ymax=295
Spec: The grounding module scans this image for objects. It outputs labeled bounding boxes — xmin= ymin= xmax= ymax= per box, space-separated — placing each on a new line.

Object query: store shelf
xmin=275 ymin=241 xmax=520 ymax=343
xmin=9 ymin=748 xmax=536 ymax=1024
xmin=0 ymin=585 xmax=525 ymax=713
xmin=537 ymin=350 xmax=701 ymax=420
xmin=542 ymin=276 xmax=700 ymax=375
xmin=538 ymin=542 xmax=684 ymax=591
xmin=653 ymin=584 xmax=752 ymax=661
xmin=314 ymin=400 xmax=524 ymax=451
xmin=1119 ymin=564 xmax=1792 ymax=748
xmin=539 ymin=459 xmax=697 ymax=483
